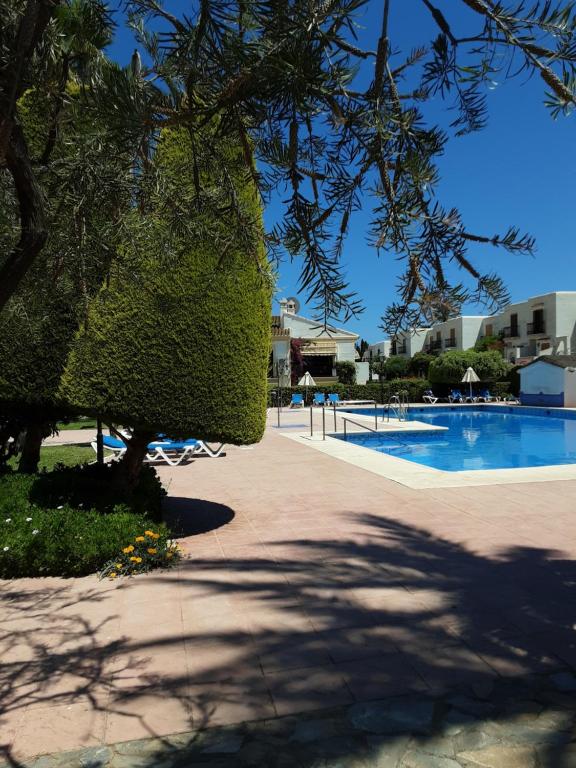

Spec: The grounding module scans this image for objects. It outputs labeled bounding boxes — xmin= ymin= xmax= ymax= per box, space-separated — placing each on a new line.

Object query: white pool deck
xmin=279 ymin=402 xmax=576 ymax=489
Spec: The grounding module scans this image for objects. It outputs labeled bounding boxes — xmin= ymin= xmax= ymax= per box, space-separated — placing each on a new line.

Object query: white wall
xmin=520 ymin=362 xmax=563 ymax=395
xmin=336 ymin=340 xmax=358 ymax=362
xmin=355 ymin=361 xmax=370 ymax=385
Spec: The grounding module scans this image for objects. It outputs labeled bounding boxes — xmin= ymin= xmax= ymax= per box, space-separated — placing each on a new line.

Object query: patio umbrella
xmin=298 ymin=371 xmax=316 ymax=402
xmin=462 ymin=366 xmax=480 ymax=400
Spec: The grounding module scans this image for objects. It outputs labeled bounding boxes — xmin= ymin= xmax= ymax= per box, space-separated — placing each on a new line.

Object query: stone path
xmin=2 ymin=408 xmax=576 ymax=765
xmin=3 ymin=670 xmax=576 ymax=767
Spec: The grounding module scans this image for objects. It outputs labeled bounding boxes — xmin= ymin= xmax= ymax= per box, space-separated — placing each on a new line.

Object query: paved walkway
xmin=2 ymin=409 xmax=576 ymax=765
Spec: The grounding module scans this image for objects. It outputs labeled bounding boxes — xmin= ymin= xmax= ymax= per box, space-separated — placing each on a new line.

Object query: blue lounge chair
xmin=423 ymin=389 xmax=438 ymax=404
xmin=93 ymin=435 xmax=223 ymax=466
xmin=327 ymin=393 xmax=341 ymax=406
xmin=290 ymin=393 xmax=304 ymax=408
xmin=477 ymin=389 xmax=494 ymax=402
xmin=449 ymin=389 xmax=464 ymax=403
xmin=313 ymin=393 xmax=326 ymax=406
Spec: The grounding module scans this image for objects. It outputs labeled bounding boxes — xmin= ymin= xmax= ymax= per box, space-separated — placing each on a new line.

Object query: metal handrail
xmin=342 ymin=416 xmax=380 ymax=440
xmin=310 ymin=400 xmax=379 ymax=439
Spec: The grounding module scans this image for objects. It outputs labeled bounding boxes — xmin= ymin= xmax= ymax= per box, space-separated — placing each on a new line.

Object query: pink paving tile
xmin=403 ymin=643 xmax=498 ymax=694
xmin=185 ymin=636 xmax=261 ymax=681
xmin=12 ymin=703 xmax=106 ymax=760
xmin=319 ymin=624 xmax=400 ymax=663
xmin=256 ymin=632 xmax=332 ymax=674
xmin=105 ymin=688 xmax=193 ymax=744
xmin=188 ymin=677 xmax=275 ymax=726
xmin=264 ymin=665 xmax=353 ymax=716
xmin=336 ymin=653 xmax=428 ymax=701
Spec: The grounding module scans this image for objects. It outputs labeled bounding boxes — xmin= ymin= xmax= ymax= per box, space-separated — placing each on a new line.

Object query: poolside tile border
xmin=280 ymin=430 xmax=576 ymax=489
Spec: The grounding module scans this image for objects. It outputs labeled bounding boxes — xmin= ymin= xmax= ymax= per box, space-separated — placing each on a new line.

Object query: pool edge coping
xmin=279 ymin=431 xmax=576 ymax=488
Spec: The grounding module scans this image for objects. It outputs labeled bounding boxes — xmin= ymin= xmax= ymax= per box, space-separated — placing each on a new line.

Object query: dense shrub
xmin=0 ymin=465 xmax=167 ymax=578
xmin=384 ymin=356 xmax=409 ymax=379
xmin=61 ymin=128 xmax=272 ymax=445
xmin=428 ymin=350 xmax=511 ymax=385
xmin=408 ymin=352 xmax=434 ymax=378
xmin=335 ymin=361 xmax=356 ymax=384
xmin=26 ymin=462 xmax=165 ymax=520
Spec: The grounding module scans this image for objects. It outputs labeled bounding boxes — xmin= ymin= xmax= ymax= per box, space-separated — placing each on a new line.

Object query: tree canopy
xmin=1 ymin=0 xmax=576 ymax=327
xmin=428 ymin=349 xmax=511 ymax=384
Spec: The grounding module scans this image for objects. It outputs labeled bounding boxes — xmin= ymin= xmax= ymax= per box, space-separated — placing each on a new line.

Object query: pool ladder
xmin=387 ymin=390 xmax=409 ymax=422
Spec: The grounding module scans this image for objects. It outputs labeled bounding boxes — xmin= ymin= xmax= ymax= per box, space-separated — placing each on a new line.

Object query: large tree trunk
xmin=119 ymin=430 xmax=154 ymax=491
xmin=18 ymin=422 xmax=44 ymax=473
xmin=0 ymin=0 xmax=62 ymax=310
xmin=0 ymin=122 xmax=48 ymax=309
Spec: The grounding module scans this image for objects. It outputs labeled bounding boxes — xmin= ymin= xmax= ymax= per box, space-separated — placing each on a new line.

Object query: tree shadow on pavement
xmin=1 ymin=513 xmax=576 ymax=766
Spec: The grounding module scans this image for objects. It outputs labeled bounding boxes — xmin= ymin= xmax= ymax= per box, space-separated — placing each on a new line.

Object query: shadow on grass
xmin=1 ymin=513 xmax=576 ymax=766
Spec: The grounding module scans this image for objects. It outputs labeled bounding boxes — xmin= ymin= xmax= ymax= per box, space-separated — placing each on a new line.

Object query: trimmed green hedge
xmin=268 ymin=379 xmax=432 ymax=406
xmin=61 ymin=128 xmax=272 ymax=444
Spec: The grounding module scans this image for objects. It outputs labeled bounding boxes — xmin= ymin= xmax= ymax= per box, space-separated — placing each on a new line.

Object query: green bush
xmin=0 ymin=464 xmax=167 ymax=578
xmin=335 ymin=361 xmax=356 ymax=384
xmin=26 ymin=462 xmax=165 ymax=519
xmin=384 ymin=356 xmax=409 ymax=379
xmin=61 ymin=128 xmax=271 ymax=445
xmin=428 ymin=350 xmax=511 ymax=385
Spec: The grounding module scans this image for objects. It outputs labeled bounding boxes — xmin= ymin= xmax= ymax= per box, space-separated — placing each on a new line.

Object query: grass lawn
xmin=8 ymin=445 xmax=106 ymax=472
xmin=57 ymin=418 xmax=97 ymax=431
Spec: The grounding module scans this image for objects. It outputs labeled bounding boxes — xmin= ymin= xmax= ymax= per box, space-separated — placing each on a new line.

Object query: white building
xmin=390 ymin=328 xmax=430 ymax=358
xmin=270 ymin=298 xmax=362 ymax=385
xmin=363 ymin=340 xmax=391 ymax=361
xmin=519 ymin=356 xmax=576 ymax=407
xmin=481 ymin=292 xmax=576 ymax=363
xmin=380 ymin=292 xmax=576 ymax=365
xmin=423 ymin=316 xmax=486 ymax=355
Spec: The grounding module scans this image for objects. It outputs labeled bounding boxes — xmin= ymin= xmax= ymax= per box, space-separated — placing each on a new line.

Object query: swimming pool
xmin=335 ymin=406 xmax=576 ymax=471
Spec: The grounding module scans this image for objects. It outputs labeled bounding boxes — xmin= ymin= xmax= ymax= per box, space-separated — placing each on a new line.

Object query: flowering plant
xmin=100 ymin=529 xmax=180 ymax=579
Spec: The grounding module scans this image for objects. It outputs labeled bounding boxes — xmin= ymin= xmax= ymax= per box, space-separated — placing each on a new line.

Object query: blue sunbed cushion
xmin=102 ymin=435 xmax=125 ymax=449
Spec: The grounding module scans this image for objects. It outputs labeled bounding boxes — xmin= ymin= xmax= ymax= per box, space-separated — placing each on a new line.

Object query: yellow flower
xmin=147 ymin=548 xmax=157 ymax=555
xmin=115 ymin=563 xmax=123 ymax=569
xmin=166 ymin=552 xmax=174 ymax=559
xmin=135 ymin=536 xmax=145 ymax=542
xmin=123 ymin=545 xmax=134 ymax=553
xmin=144 ymin=530 xmax=155 ymax=537
xmin=149 ymin=532 xmax=160 ymax=540
xmin=130 ymin=556 xmax=142 ymax=563
xmin=109 ymin=572 xmax=117 ymax=579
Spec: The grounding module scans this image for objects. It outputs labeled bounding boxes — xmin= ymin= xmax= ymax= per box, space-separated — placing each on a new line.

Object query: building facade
xmin=270 ymin=298 xmax=360 ymax=384
xmin=376 ymin=292 xmax=576 ymax=365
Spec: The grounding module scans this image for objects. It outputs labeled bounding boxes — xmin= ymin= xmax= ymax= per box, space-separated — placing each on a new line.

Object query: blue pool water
xmin=336 ymin=406 xmax=576 ymax=471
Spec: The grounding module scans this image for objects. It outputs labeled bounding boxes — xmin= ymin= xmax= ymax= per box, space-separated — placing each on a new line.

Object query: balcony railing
xmin=444 ymin=338 xmax=457 ymax=348
xmin=391 ymin=343 xmax=407 ymax=355
xmin=501 ymin=326 xmax=519 ymax=338
xmin=527 ymin=321 xmax=546 ymax=335
xmin=425 ymin=339 xmax=442 ymax=353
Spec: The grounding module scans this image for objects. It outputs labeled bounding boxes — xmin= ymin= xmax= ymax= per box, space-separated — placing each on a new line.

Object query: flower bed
xmin=0 ymin=463 xmax=172 ymax=579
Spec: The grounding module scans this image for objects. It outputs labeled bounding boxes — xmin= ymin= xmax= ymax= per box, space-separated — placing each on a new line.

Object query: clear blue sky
xmin=108 ymin=1 xmax=575 ymax=343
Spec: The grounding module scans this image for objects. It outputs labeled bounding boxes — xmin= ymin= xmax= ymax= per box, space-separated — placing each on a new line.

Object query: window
xmin=485 ymin=323 xmax=493 ymax=337
xmin=510 ymin=313 xmax=518 ymax=336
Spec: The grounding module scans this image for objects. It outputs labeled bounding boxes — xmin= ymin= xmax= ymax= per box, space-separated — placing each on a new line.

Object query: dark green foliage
xmin=335 ymin=361 xmax=356 ymax=385
xmin=0 ymin=464 xmax=166 ymax=578
xmin=384 ymin=356 xmax=410 ymax=379
xmin=474 ymin=335 xmax=504 ymax=353
xmin=61 ymin=128 xmax=272 ymax=444
xmin=27 ymin=462 xmax=165 ymax=520
xmin=408 ymin=352 xmax=434 ymax=378
xmin=0 ymin=293 xmax=77 ymax=418
xmin=428 ymin=350 xmax=511 ymax=385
